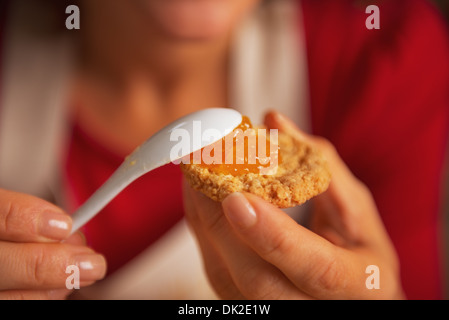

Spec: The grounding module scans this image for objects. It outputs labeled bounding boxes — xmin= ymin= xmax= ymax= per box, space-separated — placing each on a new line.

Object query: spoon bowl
xmin=70 ymin=108 xmax=242 ymax=233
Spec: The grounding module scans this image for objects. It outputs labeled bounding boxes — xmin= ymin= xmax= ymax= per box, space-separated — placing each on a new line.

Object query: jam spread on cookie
xmin=196 ymin=116 xmax=280 ymax=176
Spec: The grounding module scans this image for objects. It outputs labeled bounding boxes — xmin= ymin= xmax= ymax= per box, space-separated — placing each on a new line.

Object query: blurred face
xmin=139 ymin=0 xmax=261 ymax=40
xmin=83 ymin=0 xmax=261 ymax=42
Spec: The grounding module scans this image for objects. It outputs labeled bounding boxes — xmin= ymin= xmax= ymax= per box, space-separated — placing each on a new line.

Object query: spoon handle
xmin=70 ymin=159 xmax=142 ymax=234
xmin=68 ymin=108 xmax=242 ymax=233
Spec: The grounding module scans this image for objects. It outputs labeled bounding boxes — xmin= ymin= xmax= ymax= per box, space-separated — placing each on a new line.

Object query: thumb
xmin=222 ymin=192 xmax=368 ymax=299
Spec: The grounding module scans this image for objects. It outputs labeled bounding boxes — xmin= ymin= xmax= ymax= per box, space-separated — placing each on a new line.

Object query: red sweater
xmin=2 ymin=0 xmax=449 ymax=300
xmin=302 ymin=0 xmax=449 ymax=299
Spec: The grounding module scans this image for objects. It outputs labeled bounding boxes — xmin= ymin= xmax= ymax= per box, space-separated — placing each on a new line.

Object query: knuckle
xmin=317 ymin=258 xmax=340 ymax=291
xmin=310 ymin=251 xmax=344 ymax=293
xmin=313 ymin=137 xmax=335 ymax=153
xmin=26 ymin=246 xmax=47 ymax=286
xmin=0 ymin=195 xmax=41 ymax=239
xmin=238 ymin=266 xmax=283 ymax=299
xmin=205 ymin=211 xmax=228 ymax=238
xmin=2 ymin=200 xmax=17 ymax=236
xmin=204 ymin=260 xmax=228 ymax=292
xmin=359 ymin=184 xmax=376 ymax=206
xmin=23 ymin=245 xmax=73 ymax=288
xmin=314 ymin=137 xmax=340 ymax=164
xmin=260 ymin=230 xmax=291 ymax=261
xmin=207 ymin=272 xmax=237 ymax=299
xmin=350 ymin=180 xmax=377 ymax=213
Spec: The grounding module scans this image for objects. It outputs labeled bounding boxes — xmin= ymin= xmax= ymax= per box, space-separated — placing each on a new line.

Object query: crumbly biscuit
xmin=180 ymin=131 xmax=331 ymax=208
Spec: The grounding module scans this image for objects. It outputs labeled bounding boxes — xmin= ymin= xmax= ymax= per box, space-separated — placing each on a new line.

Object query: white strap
xmin=230 ymin=0 xmax=310 ymax=132
xmin=0 ymin=0 xmax=73 ymax=203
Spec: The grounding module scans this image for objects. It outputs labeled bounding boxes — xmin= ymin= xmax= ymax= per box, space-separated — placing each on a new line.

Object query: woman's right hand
xmin=0 ymin=189 xmax=107 ymax=300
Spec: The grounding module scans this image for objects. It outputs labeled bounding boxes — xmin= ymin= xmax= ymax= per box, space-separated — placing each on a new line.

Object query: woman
xmin=0 ymin=0 xmax=448 ymax=299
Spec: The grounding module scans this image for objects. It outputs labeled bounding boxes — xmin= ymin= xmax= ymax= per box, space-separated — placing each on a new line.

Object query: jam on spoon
xmin=193 ymin=116 xmax=280 ymax=176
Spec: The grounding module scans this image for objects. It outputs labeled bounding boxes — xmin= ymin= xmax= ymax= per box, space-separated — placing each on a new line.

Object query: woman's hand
xmin=0 ymin=189 xmax=107 ymax=300
xmin=183 ymin=111 xmax=405 ymax=300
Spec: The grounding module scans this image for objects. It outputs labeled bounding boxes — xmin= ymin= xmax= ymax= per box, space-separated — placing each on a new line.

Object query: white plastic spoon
xmin=70 ymin=108 xmax=242 ymax=233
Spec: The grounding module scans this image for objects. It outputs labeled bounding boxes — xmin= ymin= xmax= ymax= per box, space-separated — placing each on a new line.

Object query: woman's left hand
xmin=183 ymin=111 xmax=405 ymax=300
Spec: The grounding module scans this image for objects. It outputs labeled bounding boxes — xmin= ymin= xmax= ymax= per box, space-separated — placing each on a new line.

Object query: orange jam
xmin=193 ymin=116 xmax=280 ymax=176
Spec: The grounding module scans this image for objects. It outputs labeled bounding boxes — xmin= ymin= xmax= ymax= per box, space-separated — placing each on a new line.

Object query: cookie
xmin=180 ymin=125 xmax=331 ymax=208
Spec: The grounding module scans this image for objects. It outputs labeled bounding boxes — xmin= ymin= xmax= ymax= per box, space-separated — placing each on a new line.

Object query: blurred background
xmin=432 ymin=0 xmax=449 ymax=299
xmin=433 ymin=0 xmax=449 ymax=20
xmin=0 ymin=0 xmax=448 ymax=300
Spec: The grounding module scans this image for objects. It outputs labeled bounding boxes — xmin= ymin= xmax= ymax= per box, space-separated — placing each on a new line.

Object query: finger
xmin=63 ymin=231 xmax=87 ymax=246
xmin=308 ymin=200 xmax=350 ymax=247
xmin=48 ymin=288 xmax=73 ymax=300
xmin=0 ymin=189 xmax=72 ymax=242
xmin=186 ymin=219 xmax=244 ymax=300
xmin=0 ymin=242 xmax=107 ymax=290
xmin=187 ymin=186 xmax=309 ymax=300
xmin=264 ymin=111 xmax=354 ymax=183
xmin=264 ymin=112 xmax=401 ymax=296
xmin=264 ymin=111 xmax=314 ymax=144
xmin=222 ymin=192 xmax=377 ymax=299
xmin=0 ymin=288 xmax=72 ymax=300
xmin=264 ymin=111 xmax=387 ymax=245
xmin=183 ymin=180 xmax=243 ymax=299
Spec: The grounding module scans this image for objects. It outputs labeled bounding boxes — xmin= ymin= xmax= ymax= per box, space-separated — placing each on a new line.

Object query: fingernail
xmin=273 ymin=112 xmax=286 ymax=123
xmin=63 ymin=231 xmax=87 ymax=246
xmin=39 ymin=211 xmax=72 ymax=240
xmin=73 ymin=253 xmax=107 ymax=281
xmin=222 ymin=193 xmax=257 ymax=229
